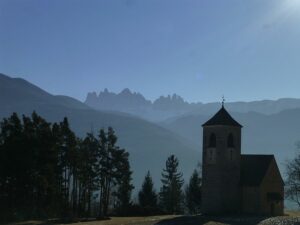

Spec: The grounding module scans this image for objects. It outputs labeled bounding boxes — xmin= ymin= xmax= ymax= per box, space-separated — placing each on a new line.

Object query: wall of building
xmin=202 ymin=125 xmax=241 ymax=214
xmin=259 ymin=159 xmax=284 ymax=216
xmin=242 ymin=186 xmax=260 ymax=214
xmin=242 ymin=159 xmax=284 ymax=216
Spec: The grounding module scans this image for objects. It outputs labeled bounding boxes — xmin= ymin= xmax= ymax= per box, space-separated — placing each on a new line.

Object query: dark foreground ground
xmin=156 ymin=214 xmax=300 ymax=225
xmin=7 ymin=212 xmax=300 ymax=225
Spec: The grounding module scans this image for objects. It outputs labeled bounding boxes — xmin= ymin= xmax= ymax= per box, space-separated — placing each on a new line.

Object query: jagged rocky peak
xmin=84 ymin=88 xmax=195 ymax=119
xmin=153 ymin=93 xmax=188 ymax=110
xmin=120 ymin=88 xmax=132 ymax=95
xmin=85 ymin=88 xmax=152 ymax=110
xmin=87 ymin=91 xmax=97 ymax=98
xmin=85 ymin=91 xmax=98 ymax=105
xmin=98 ymin=88 xmax=116 ymax=97
xmin=171 ymin=94 xmax=185 ymax=103
xmin=155 ymin=94 xmax=185 ymax=102
xmin=96 ymin=88 xmax=142 ymax=98
xmin=118 ymin=88 xmax=148 ymax=100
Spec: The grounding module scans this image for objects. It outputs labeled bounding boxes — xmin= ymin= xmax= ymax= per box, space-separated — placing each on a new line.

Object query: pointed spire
xmin=202 ymin=98 xmax=242 ymax=127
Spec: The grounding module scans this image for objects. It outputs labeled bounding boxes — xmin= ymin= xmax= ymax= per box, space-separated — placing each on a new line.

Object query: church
xmin=201 ymin=104 xmax=284 ymax=215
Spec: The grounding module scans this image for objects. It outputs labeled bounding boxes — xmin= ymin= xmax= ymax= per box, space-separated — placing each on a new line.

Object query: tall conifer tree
xmin=138 ymin=171 xmax=157 ymax=208
xmin=159 ymin=155 xmax=184 ymax=214
xmin=185 ymin=169 xmax=202 ymax=214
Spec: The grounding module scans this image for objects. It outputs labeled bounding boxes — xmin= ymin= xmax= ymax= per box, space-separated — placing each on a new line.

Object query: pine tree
xmin=138 ymin=171 xmax=157 ymax=208
xmin=57 ymin=117 xmax=78 ymax=218
xmin=113 ymin=150 xmax=134 ymax=214
xmin=96 ymin=127 xmax=134 ymax=217
xmin=185 ymin=169 xmax=202 ymax=214
xmin=96 ymin=128 xmax=110 ymax=218
xmin=29 ymin=112 xmax=58 ymax=217
xmin=77 ymin=133 xmax=98 ymax=217
xmin=0 ymin=113 xmax=27 ymax=220
xmin=159 ymin=155 xmax=184 ymax=214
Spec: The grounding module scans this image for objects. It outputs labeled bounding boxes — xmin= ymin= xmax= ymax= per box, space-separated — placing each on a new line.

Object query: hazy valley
xmin=86 ymin=87 xmax=300 ymax=174
xmin=2 ymin=73 xmax=300 ymax=191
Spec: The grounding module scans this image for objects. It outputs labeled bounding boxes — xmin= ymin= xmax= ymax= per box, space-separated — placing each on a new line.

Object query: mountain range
xmin=0 ymin=73 xmax=199 ymax=190
xmin=85 ymin=88 xmax=300 ymax=187
xmin=85 ymin=89 xmax=193 ymax=122
xmin=2 ymin=73 xmax=300 ymax=203
xmin=86 ymin=89 xmax=300 ymax=122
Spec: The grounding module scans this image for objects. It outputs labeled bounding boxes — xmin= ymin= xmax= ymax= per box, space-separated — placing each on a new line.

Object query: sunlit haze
xmin=1 ymin=0 xmax=300 ymax=103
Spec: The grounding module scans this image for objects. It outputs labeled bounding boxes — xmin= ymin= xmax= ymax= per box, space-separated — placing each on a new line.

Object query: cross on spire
xmin=222 ymin=95 xmax=225 ymax=107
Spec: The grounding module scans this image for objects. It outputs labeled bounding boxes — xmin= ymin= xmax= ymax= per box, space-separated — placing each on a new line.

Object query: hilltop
xmin=0 ymin=73 xmax=199 ymax=190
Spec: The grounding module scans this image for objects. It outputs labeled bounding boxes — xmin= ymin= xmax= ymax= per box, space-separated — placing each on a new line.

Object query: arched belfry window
xmin=227 ymin=133 xmax=234 ymax=148
xmin=209 ymin=133 xmax=216 ymax=148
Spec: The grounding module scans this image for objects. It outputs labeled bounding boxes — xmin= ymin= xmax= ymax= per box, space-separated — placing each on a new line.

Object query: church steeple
xmin=202 ymin=105 xmax=242 ymax=127
xmin=201 ymin=103 xmax=242 ymax=214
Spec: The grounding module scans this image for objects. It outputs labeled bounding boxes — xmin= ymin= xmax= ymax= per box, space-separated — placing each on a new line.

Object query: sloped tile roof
xmin=240 ymin=154 xmax=274 ymax=186
xmin=202 ymin=106 xmax=242 ymax=127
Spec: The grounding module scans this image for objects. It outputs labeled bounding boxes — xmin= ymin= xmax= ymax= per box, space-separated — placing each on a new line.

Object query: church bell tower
xmin=201 ymin=103 xmax=242 ymax=214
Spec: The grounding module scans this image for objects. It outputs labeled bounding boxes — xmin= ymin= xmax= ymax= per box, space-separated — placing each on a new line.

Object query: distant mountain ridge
xmin=86 ymin=88 xmax=152 ymax=111
xmin=0 ymin=73 xmax=199 ymax=190
xmin=85 ymin=89 xmax=300 ymax=121
xmin=85 ymin=89 xmax=194 ymax=121
xmin=2 ymin=73 xmax=300 ymax=209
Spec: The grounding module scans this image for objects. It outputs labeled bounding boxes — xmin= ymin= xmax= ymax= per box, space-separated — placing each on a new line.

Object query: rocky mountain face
xmin=85 ymin=89 xmax=196 ymax=121
xmin=85 ymin=89 xmax=300 ymax=122
xmin=86 ymin=88 xmax=152 ymax=111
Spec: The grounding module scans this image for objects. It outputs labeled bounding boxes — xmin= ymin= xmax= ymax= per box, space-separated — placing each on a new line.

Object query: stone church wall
xmin=202 ymin=125 xmax=241 ymax=214
xmin=259 ymin=159 xmax=284 ymax=216
xmin=242 ymin=186 xmax=260 ymax=214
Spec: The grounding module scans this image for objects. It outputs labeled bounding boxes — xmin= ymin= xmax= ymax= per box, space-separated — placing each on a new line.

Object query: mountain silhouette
xmin=2 ymin=73 xmax=300 ymax=195
xmin=0 ymin=73 xmax=199 ymax=189
xmin=85 ymin=89 xmax=196 ymax=121
xmin=85 ymin=89 xmax=300 ymax=122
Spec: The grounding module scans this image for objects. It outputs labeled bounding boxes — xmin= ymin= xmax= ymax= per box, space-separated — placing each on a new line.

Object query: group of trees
xmin=137 ymin=155 xmax=202 ymax=215
xmin=0 ymin=112 xmax=202 ymax=222
xmin=8 ymin=110 xmax=300 ymax=219
xmin=0 ymin=112 xmax=133 ymax=221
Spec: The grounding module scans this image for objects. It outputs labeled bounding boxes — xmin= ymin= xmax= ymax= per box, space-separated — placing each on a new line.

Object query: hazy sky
xmin=1 ymin=0 xmax=300 ymax=103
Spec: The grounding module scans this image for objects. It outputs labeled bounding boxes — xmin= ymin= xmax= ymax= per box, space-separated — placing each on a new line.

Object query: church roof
xmin=240 ymin=154 xmax=274 ymax=186
xmin=202 ymin=106 xmax=242 ymax=127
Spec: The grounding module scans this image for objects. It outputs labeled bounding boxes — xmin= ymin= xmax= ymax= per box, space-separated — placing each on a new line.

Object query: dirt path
xmin=8 ymin=212 xmax=300 ymax=225
xmin=73 ymin=216 xmax=178 ymax=225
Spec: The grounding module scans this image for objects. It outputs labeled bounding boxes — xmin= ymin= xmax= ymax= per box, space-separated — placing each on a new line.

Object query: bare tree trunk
xmin=103 ymin=179 xmax=111 ymax=217
xmin=99 ymin=182 xmax=104 ymax=217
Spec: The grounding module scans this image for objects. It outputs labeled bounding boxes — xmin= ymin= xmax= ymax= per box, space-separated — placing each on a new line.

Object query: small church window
xmin=209 ymin=133 xmax=216 ymax=148
xmin=227 ymin=133 xmax=234 ymax=148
